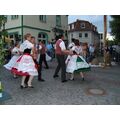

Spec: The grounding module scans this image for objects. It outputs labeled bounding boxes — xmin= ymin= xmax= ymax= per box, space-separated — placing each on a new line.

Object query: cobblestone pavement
xmin=0 ymin=59 xmax=120 ymax=105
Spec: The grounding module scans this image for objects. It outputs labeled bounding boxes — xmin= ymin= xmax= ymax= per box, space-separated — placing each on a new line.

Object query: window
xmin=9 ymin=32 xmax=19 ymax=41
xmin=38 ymin=33 xmax=47 ymax=41
xmin=79 ymin=33 xmax=82 ymax=38
xmin=10 ymin=34 xmax=14 ymax=38
xmin=71 ymin=34 xmax=73 ymax=38
xmin=101 ymin=34 xmax=103 ymax=39
xmin=39 ymin=15 xmax=46 ymax=22
xmin=99 ymin=33 xmax=103 ymax=39
xmin=43 ymin=34 xmax=46 ymax=38
xmin=56 ymin=15 xmax=61 ymax=26
xmin=4 ymin=15 xmax=7 ymax=22
xmin=94 ymin=27 xmax=96 ymax=31
xmin=38 ymin=34 xmax=41 ymax=38
xmin=65 ymin=30 xmax=68 ymax=37
xmin=15 ymin=33 xmax=19 ymax=40
xmin=80 ymin=23 xmax=85 ymax=28
xmin=72 ymin=24 xmax=74 ymax=29
xmin=68 ymin=25 xmax=70 ymax=30
xmin=11 ymin=15 xmax=19 ymax=20
xmin=85 ymin=33 xmax=88 ymax=38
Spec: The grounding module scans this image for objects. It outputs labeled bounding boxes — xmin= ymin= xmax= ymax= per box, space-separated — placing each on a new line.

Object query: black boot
xmin=82 ymin=77 xmax=85 ymax=81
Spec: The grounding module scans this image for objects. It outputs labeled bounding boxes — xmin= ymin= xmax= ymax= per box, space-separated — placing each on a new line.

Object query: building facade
xmin=68 ymin=19 xmax=100 ymax=46
xmin=5 ymin=15 xmax=68 ymax=44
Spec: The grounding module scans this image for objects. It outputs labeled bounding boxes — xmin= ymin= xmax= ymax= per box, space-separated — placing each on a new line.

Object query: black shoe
xmin=62 ymin=80 xmax=67 ymax=83
xmin=69 ymin=78 xmax=74 ymax=81
xmin=20 ymin=85 xmax=27 ymax=89
xmin=24 ymin=83 xmax=28 ymax=86
xmin=45 ymin=67 xmax=49 ymax=69
xmin=82 ymin=77 xmax=85 ymax=81
xmin=53 ymin=75 xmax=59 ymax=78
xmin=20 ymin=85 xmax=24 ymax=89
xmin=28 ymin=86 xmax=34 ymax=88
xmin=38 ymin=79 xmax=45 ymax=82
xmin=13 ymin=76 xmax=18 ymax=79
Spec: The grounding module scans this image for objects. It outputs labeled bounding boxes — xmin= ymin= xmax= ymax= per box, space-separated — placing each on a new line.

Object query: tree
xmin=110 ymin=15 xmax=120 ymax=44
xmin=0 ymin=15 xmax=8 ymax=66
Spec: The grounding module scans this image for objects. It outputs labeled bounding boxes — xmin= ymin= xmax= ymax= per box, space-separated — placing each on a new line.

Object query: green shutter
xmin=56 ymin=15 xmax=61 ymax=27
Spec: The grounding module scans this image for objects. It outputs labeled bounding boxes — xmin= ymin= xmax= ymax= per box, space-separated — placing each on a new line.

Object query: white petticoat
xmin=4 ymin=55 xmax=20 ymax=70
xmin=13 ymin=54 xmax=38 ymax=76
xmin=66 ymin=55 xmax=90 ymax=73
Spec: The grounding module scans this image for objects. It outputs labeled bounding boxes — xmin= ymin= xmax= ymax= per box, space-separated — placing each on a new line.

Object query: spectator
xmin=104 ymin=45 xmax=111 ymax=66
xmin=89 ymin=44 xmax=95 ymax=62
xmin=46 ymin=40 xmax=54 ymax=60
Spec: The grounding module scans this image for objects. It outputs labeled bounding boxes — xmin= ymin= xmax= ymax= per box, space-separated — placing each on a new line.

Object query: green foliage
xmin=0 ymin=15 xmax=8 ymax=67
xmin=0 ymin=81 xmax=3 ymax=92
xmin=0 ymin=39 xmax=6 ymax=66
xmin=110 ymin=15 xmax=120 ymax=43
xmin=0 ymin=15 xmax=7 ymax=27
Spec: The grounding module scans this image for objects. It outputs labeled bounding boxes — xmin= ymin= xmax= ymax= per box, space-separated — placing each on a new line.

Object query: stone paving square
xmin=0 ymin=60 xmax=120 ymax=105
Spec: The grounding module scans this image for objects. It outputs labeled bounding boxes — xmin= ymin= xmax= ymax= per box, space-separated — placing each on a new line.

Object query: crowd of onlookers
xmin=110 ymin=44 xmax=120 ymax=63
xmin=4 ymin=39 xmax=55 ymax=63
xmin=100 ymin=44 xmax=120 ymax=64
xmin=4 ymin=38 xmax=120 ymax=65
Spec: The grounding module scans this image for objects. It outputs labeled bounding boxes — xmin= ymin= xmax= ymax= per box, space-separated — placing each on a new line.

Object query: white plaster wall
xmin=5 ymin=15 xmax=21 ymax=28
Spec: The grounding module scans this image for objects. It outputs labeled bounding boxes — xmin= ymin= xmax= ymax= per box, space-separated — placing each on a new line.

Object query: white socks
xmin=27 ymin=76 xmax=34 ymax=87
xmin=70 ymin=73 xmax=74 ymax=80
xmin=21 ymin=76 xmax=26 ymax=87
xmin=21 ymin=76 xmax=34 ymax=87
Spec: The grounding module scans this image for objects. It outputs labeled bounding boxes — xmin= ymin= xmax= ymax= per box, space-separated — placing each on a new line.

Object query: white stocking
xmin=28 ymin=76 xmax=34 ymax=87
xmin=80 ymin=72 xmax=84 ymax=78
xmin=21 ymin=76 xmax=26 ymax=86
xmin=70 ymin=73 xmax=74 ymax=80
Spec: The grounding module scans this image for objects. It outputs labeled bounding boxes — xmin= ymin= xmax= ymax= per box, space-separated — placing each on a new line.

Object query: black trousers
xmin=38 ymin=54 xmax=49 ymax=80
xmin=54 ymin=54 xmax=66 ymax=81
xmin=39 ymin=54 xmax=49 ymax=68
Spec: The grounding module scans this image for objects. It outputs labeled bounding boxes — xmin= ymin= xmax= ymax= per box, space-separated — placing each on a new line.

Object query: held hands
xmin=69 ymin=51 xmax=73 ymax=56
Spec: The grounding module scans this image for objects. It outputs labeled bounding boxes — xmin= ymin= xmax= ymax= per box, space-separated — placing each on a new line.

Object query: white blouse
xmin=11 ymin=47 xmax=20 ymax=55
xmin=71 ymin=46 xmax=82 ymax=54
xmin=20 ymin=40 xmax=34 ymax=52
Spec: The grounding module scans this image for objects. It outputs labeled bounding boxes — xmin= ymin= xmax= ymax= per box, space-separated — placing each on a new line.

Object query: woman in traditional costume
xmin=4 ymin=42 xmax=21 ymax=78
xmin=66 ymin=40 xmax=90 ymax=81
xmin=11 ymin=33 xmax=38 ymax=88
